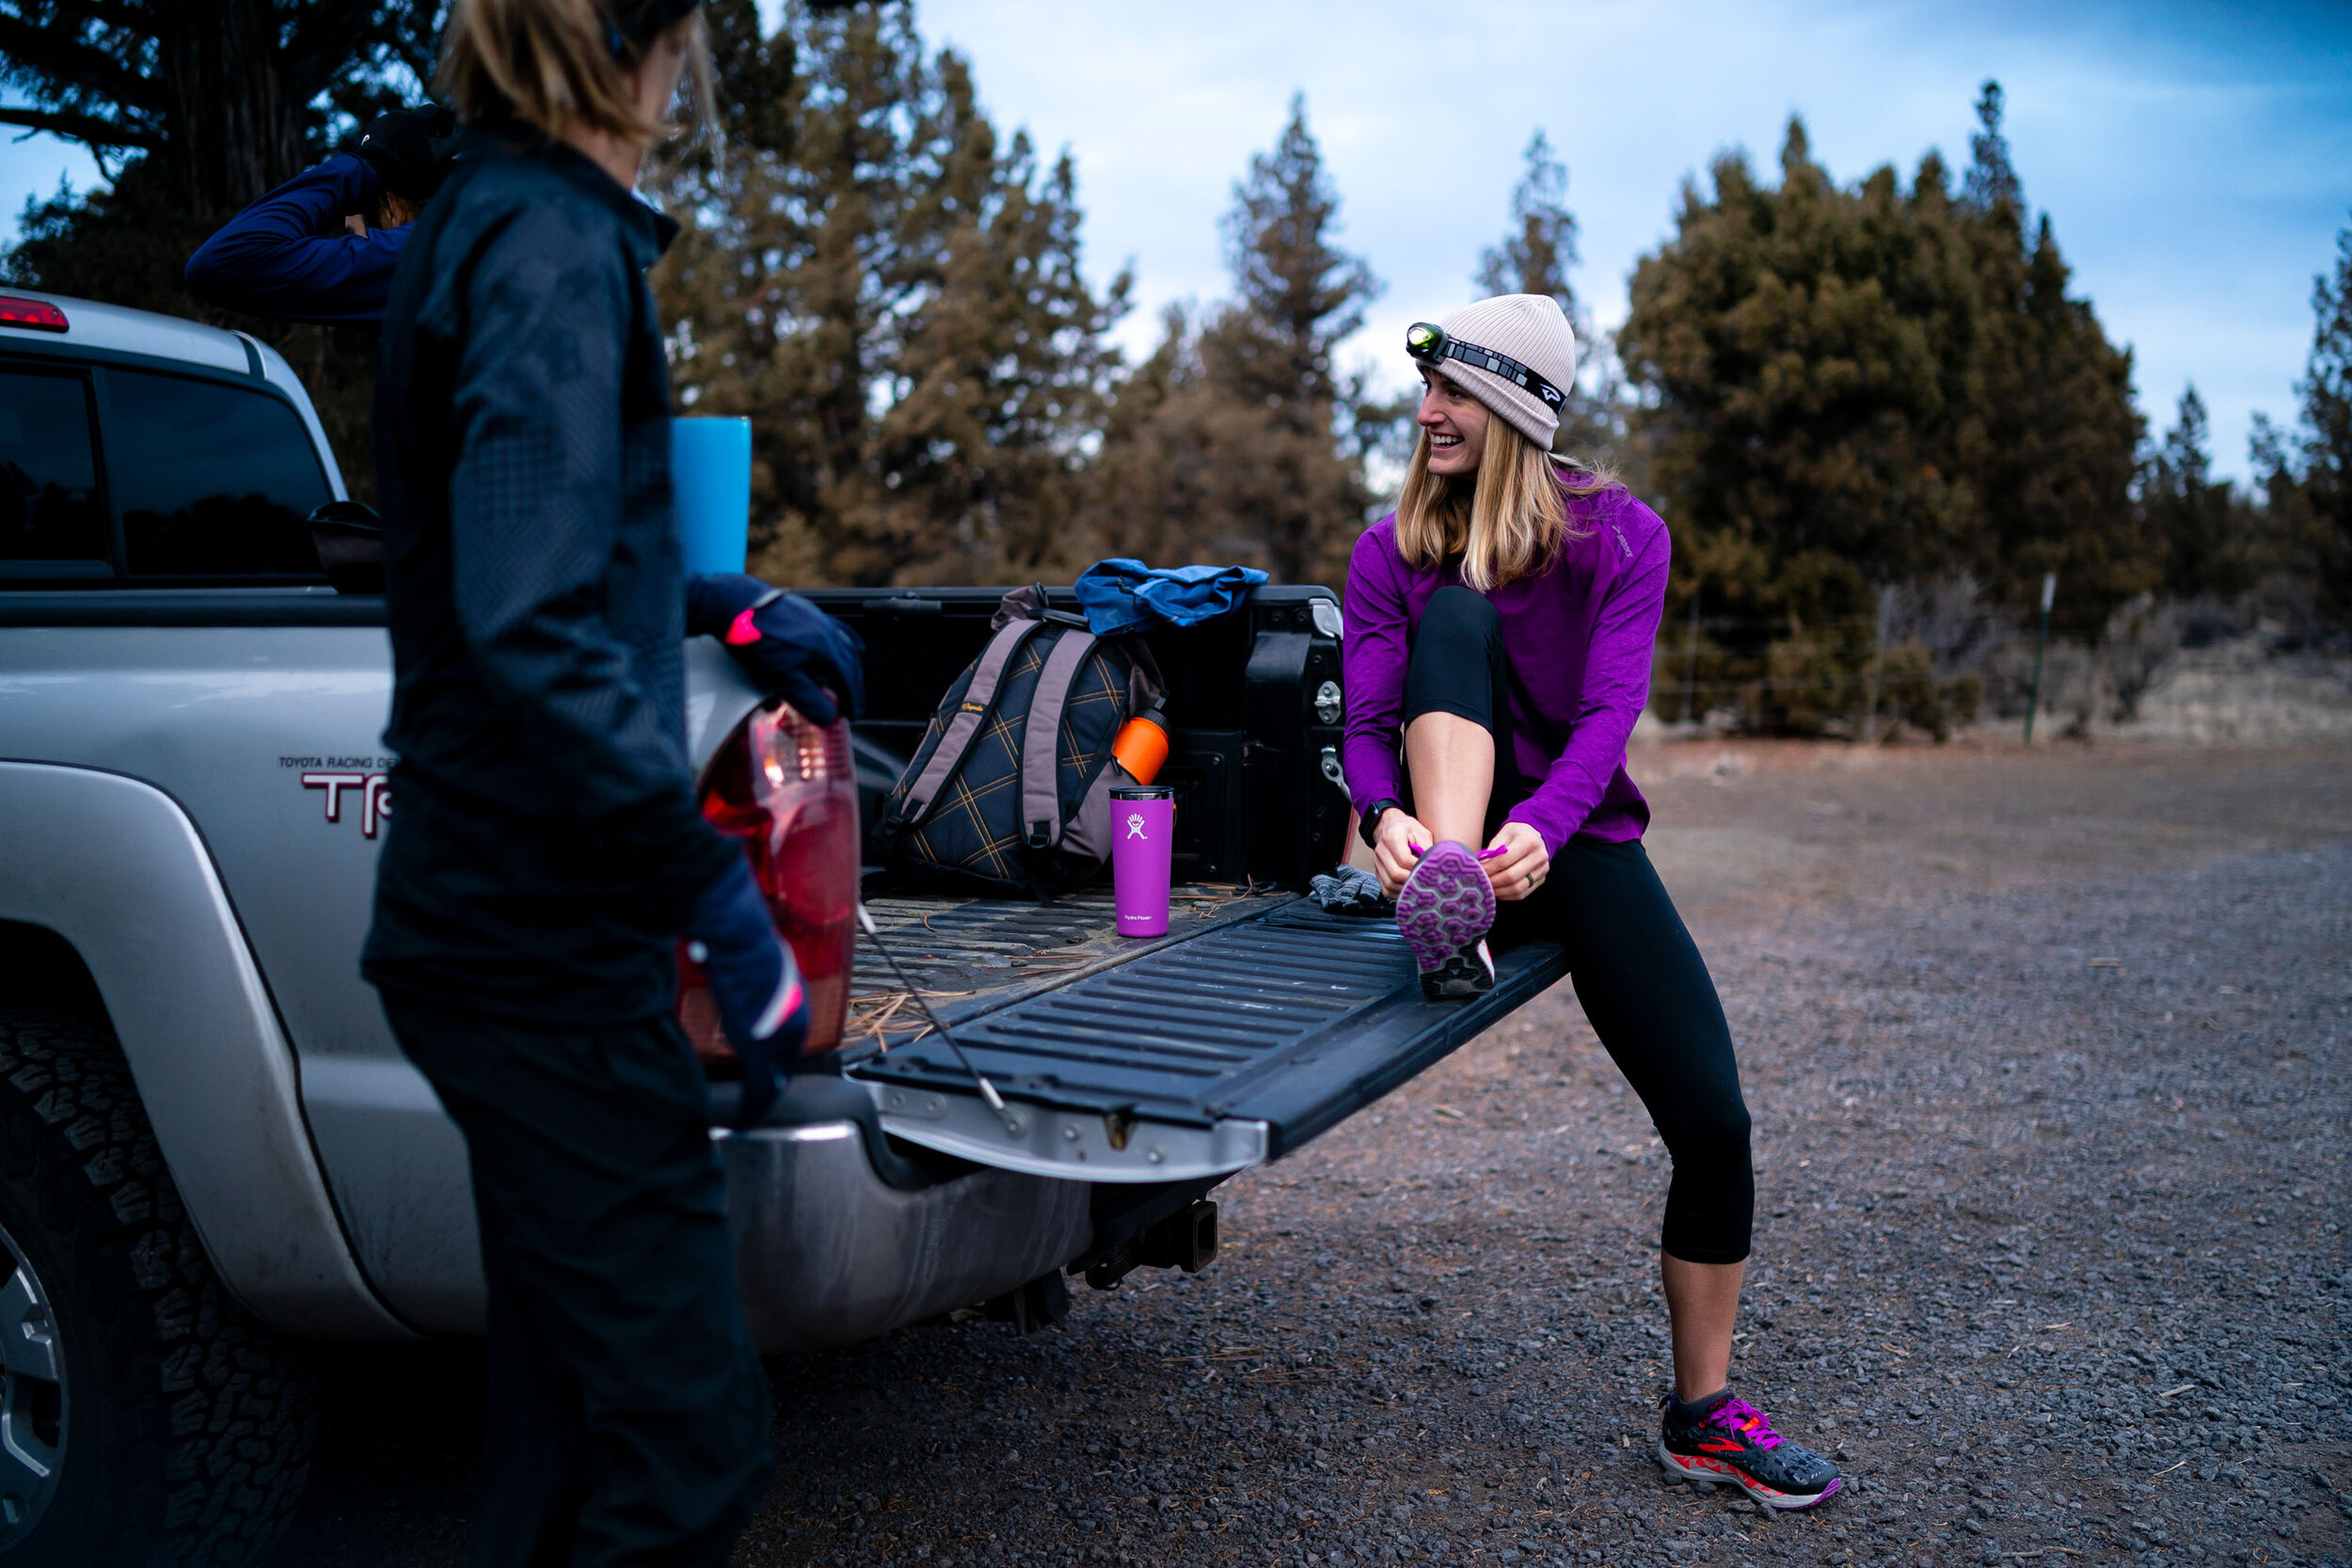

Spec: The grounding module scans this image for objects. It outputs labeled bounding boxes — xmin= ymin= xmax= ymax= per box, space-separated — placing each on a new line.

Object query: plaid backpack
xmin=878 ymin=588 xmax=1164 ymax=897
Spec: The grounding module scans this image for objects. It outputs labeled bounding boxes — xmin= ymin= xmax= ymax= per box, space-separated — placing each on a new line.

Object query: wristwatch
xmin=1359 ymin=799 xmax=1403 ymax=848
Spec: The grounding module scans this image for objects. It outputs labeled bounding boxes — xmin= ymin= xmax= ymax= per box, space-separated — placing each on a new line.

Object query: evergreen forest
xmin=4 ymin=0 xmax=2345 ymax=735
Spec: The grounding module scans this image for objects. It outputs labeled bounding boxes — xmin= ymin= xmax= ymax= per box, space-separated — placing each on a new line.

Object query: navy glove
xmin=685 ymin=573 xmax=865 ymax=726
xmin=687 ymin=857 xmax=808 ymax=1129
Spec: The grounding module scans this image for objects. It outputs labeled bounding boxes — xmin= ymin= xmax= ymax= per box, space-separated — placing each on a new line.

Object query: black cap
xmin=611 ymin=0 xmax=703 ymax=54
xmin=351 ymin=103 xmax=461 ymax=204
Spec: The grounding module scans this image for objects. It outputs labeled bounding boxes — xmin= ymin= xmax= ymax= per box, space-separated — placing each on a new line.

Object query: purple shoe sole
xmin=1394 ymin=842 xmax=1497 ymax=998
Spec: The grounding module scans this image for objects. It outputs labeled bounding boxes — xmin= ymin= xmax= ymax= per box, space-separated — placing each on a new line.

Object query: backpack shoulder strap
xmin=1019 ymin=626 xmax=1100 ymax=848
xmin=896 ymin=617 xmax=1042 ymax=827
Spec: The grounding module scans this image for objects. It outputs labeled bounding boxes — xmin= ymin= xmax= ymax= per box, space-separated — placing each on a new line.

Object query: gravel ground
xmin=277 ymin=741 xmax=2352 ymax=1568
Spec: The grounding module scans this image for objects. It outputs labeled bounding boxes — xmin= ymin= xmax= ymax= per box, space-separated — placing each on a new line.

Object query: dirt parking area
xmin=279 ymin=738 xmax=2352 ymax=1568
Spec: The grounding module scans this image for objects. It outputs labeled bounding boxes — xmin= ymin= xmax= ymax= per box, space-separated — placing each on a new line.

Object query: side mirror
xmin=307 ymin=499 xmax=383 ymax=594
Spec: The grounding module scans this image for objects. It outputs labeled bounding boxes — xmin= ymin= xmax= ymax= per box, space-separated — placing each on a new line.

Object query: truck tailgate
xmin=848 ymin=893 xmax=1565 ymax=1181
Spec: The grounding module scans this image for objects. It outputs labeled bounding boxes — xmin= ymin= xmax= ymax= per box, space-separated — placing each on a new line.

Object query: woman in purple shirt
xmin=1342 ymin=293 xmax=1841 ymax=1511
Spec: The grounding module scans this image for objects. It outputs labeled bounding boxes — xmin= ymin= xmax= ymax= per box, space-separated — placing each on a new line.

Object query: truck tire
xmin=0 ymin=1007 xmax=316 ymax=1566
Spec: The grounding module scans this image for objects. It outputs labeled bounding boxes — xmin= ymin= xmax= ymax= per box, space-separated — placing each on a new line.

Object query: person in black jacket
xmin=363 ymin=2 xmax=842 ymax=1561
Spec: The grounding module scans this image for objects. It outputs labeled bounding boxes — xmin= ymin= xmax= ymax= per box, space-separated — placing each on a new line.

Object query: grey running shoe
xmin=1657 ymin=1391 xmax=1842 ymax=1510
xmin=1394 ymin=840 xmax=1497 ymax=999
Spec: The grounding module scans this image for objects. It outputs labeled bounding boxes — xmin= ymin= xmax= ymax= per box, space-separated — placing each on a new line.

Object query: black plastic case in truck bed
xmin=812 ymin=586 xmax=1566 ymax=1185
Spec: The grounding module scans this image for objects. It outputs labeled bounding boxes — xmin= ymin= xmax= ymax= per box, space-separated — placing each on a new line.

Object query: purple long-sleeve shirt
xmin=1342 ymin=484 xmax=1670 ymax=854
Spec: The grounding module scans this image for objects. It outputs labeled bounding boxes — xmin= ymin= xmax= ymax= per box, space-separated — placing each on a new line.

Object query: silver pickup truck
xmin=0 ymin=289 xmax=1567 ymax=1565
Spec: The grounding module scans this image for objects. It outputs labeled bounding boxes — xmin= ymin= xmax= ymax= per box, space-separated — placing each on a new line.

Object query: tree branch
xmin=0 ymin=16 xmax=161 ymax=113
xmin=0 ymin=103 xmax=160 ymax=152
xmin=282 ymin=5 xmax=395 ymax=100
xmin=72 ymin=0 xmax=151 ymax=33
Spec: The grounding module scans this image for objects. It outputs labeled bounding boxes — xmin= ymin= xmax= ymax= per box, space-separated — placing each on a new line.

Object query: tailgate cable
xmin=855 ymin=904 xmax=1022 ymax=1135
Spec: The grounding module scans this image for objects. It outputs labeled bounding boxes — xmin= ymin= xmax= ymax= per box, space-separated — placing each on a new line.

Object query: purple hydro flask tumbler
xmin=1110 ymin=784 xmax=1175 ymax=937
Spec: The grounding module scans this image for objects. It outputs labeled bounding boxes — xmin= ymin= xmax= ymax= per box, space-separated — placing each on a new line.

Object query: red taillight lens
xmin=0 ymin=296 xmax=68 ymax=332
xmin=677 ymin=702 xmax=860 ymax=1064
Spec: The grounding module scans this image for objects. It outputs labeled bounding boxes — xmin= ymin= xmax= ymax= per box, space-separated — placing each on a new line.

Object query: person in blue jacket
xmin=186 ymin=84 xmax=859 ymax=734
xmin=184 ymin=103 xmax=455 ymax=325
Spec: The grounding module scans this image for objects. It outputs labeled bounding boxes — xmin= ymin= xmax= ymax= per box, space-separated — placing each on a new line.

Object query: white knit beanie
xmin=1425 ymin=293 xmax=1578 ymax=449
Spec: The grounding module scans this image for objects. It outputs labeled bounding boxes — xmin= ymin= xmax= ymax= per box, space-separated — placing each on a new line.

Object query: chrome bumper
xmin=714 ymin=1120 xmax=1092 ymax=1354
xmin=868 ymin=1081 xmax=1269 ymax=1184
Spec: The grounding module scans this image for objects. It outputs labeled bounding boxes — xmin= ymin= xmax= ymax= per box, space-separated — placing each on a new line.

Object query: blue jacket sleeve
xmin=184 ymin=154 xmax=406 ymax=325
xmin=445 ymin=199 xmax=725 ymax=890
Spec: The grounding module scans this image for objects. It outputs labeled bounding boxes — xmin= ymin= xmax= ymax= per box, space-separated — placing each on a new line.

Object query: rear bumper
xmin=715 ymin=1119 xmax=1091 ymax=1354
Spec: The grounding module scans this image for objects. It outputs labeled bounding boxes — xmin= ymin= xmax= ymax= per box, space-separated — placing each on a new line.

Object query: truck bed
xmin=845 ymin=888 xmax=1566 ymax=1183
xmin=803 ymin=583 xmax=1567 ymax=1187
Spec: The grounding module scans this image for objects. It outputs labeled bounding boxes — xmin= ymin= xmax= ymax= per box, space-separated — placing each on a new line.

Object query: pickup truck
xmin=0 ymin=289 xmax=1567 ymax=1565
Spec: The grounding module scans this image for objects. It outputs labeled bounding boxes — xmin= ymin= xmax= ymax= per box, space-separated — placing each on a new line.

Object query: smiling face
xmin=1417 ymin=370 xmax=1490 ymax=478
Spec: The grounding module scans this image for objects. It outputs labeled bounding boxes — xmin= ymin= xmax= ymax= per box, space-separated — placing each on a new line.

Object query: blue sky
xmin=8 ymin=0 xmax=2345 ymax=479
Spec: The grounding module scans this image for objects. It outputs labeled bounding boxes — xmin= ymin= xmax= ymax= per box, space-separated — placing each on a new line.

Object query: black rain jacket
xmin=362 ymin=128 xmax=737 ymax=1025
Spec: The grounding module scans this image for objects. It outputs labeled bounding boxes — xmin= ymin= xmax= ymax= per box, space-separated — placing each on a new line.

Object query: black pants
xmin=382 ymin=995 xmax=772 ymax=1567
xmin=1404 ymin=586 xmax=1755 ymax=1263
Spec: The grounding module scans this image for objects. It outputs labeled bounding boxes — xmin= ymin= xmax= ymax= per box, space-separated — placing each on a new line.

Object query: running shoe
xmin=1656 ymin=1390 xmax=1842 ymax=1510
xmin=1394 ymin=840 xmax=1497 ymax=999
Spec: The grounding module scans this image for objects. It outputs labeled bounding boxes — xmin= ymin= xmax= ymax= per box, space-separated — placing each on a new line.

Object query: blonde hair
xmin=1393 ymin=418 xmax=1612 ymax=590
xmin=438 ymin=0 xmax=710 ymax=148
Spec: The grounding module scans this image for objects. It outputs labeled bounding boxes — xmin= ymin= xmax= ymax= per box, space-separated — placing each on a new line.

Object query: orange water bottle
xmin=1111 ymin=708 xmax=1169 ymax=784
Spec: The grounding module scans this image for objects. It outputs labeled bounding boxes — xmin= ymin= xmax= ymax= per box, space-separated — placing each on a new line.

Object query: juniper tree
xmin=1619 ymin=85 xmax=2146 ymax=646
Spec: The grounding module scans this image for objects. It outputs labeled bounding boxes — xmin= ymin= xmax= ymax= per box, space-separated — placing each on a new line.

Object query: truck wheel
xmin=0 ymin=1007 xmax=317 ymax=1565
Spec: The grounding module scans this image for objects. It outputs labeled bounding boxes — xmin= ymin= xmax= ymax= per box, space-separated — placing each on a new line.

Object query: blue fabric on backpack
xmin=1072 ymin=558 xmax=1269 ymax=636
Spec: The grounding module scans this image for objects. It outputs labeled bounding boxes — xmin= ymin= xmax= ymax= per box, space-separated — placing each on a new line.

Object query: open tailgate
xmin=848 ymin=892 xmax=1565 ymax=1182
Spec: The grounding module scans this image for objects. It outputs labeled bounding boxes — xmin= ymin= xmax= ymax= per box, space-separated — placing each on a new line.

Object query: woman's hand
xmin=1371 ymin=806 xmax=1433 ymax=898
xmin=1483 ymin=821 xmax=1550 ymax=901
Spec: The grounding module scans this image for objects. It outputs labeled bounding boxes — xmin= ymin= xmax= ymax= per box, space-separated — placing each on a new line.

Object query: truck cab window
xmin=0 ymin=367 xmax=105 ymax=563
xmin=109 ymin=368 xmax=331 ymax=577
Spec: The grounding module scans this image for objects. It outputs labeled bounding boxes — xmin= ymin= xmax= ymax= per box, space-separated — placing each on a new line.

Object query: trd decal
xmin=302 ymin=771 xmax=392 ymax=838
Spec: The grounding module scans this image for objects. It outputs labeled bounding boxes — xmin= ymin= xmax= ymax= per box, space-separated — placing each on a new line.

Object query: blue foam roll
xmin=671 ymin=416 xmax=752 ymax=576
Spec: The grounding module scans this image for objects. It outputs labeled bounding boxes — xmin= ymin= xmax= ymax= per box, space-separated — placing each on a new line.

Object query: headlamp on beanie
xmin=1406 ymin=321 xmax=1567 ymax=413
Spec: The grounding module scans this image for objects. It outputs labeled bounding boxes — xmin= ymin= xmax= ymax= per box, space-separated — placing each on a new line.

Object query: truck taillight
xmin=678 ymin=702 xmax=859 ymax=1064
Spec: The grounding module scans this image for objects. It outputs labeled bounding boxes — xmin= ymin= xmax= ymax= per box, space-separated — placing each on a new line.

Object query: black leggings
xmin=1403 ymin=586 xmax=1756 ymax=1263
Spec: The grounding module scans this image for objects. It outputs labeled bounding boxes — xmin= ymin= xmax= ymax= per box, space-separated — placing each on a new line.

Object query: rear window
xmin=109 ymin=368 xmax=330 ymax=577
xmin=0 ymin=367 xmax=106 ymax=563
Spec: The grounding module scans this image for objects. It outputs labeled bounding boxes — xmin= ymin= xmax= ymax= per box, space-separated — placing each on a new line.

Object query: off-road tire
xmin=0 ymin=1007 xmax=316 ymax=1565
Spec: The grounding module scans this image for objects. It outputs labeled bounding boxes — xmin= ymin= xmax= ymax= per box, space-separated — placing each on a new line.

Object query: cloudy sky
xmin=7 ymin=0 xmax=2345 ymax=479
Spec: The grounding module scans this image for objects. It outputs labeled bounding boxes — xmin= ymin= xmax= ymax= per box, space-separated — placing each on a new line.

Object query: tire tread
xmin=0 ymin=1007 xmax=314 ymax=1566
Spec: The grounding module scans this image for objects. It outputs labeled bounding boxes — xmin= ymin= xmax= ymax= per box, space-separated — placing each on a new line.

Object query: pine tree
xmin=1471 ymin=128 xmax=1627 ymax=474
xmin=2143 ymin=385 xmax=2254 ymax=599
xmin=1087 ymin=95 xmax=1383 ymax=584
xmin=1476 ymin=131 xmax=1579 ymax=315
xmin=2291 ymin=220 xmax=2352 ymax=621
xmin=1967 ymin=228 xmax=2150 ymax=628
xmin=1960 ymin=80 xmax=2022 ymax=215
xmin=651 ymin=0 xmax=1128 ymax=585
